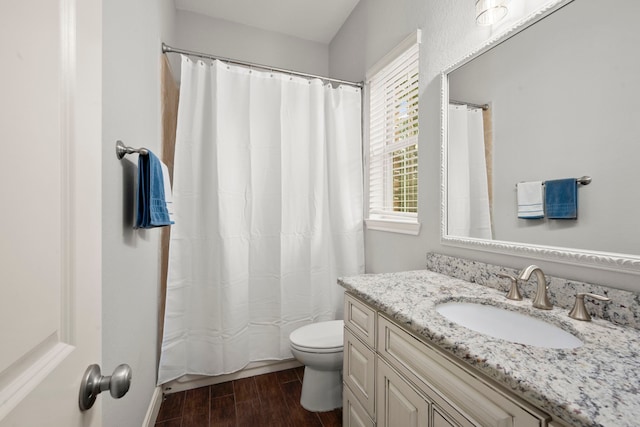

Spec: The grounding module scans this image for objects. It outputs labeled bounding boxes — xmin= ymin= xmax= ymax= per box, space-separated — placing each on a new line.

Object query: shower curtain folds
xmin=448 ymin=104 xmax=493 ymax=239
xmin=158 ymin=56 xmax=365 ymax=385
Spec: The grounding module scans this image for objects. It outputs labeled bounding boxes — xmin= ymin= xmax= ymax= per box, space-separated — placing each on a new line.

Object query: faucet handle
xmin=497 ymin=273 xmax=522 ymax=301
xmin=568 ymin=293 xmax=611 ymax=321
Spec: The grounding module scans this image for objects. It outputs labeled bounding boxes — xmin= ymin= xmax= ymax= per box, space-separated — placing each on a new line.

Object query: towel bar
xmin=516 ymin=176 xmax=591 ymax=188
xmin=116 ymin=140 xmax=149 ymax=160
xmin=575 ymin=176 xmax=591 ymax=185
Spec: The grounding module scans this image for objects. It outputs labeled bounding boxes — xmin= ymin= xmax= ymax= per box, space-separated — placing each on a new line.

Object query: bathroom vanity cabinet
xmin=343 ymin=292 xmax=562 ymax=427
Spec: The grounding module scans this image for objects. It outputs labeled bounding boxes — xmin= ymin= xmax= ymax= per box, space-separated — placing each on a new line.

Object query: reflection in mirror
xmin=447 ymin=103 xmax=492 ymax=240
xmin=443 ymin=0 xmax=640 ymax=264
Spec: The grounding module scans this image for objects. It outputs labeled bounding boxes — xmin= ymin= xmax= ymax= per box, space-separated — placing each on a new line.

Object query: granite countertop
xmin=339 ymin=269 xmax=640 ymax=427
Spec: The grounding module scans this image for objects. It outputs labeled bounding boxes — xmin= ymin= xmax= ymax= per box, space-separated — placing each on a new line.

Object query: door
xmin=0 ymin=0 xmax=102 ymax=426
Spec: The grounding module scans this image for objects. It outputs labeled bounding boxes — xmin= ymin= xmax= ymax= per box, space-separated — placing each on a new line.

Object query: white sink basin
xmin=436 ymin=302 xmax=583 ymax=349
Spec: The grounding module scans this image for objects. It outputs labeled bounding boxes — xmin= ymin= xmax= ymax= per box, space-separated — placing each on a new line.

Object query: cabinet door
xmin=344 ymin=327 xmax=376 ymax=417
xmin=377 ymin=358 xmax=429 ymax=427
xmin=344 ymin=382 xmax=375 ymax=427
xmin=433 ymin=406 xmax=459 ymax=427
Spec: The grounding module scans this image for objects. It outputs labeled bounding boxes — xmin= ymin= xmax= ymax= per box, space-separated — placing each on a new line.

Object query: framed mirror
xmin=441 ymin=0 xmax=640 ymax=273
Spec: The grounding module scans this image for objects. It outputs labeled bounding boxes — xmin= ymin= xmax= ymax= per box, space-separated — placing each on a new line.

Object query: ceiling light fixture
xmin=476 ymin=0 xmax=509 ymax=26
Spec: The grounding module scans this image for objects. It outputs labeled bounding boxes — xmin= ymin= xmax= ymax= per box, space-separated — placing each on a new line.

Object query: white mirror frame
xmin=440 ymin=0 xmax=640 ymax=275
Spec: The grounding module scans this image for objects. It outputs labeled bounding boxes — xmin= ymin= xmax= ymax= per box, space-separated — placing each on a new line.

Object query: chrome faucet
xmin=517 ymin=265 xmax=553 ymax=310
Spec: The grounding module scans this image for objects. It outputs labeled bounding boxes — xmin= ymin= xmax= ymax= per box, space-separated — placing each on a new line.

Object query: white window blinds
xmin=367 ymin=36 xmax=419 ymax=226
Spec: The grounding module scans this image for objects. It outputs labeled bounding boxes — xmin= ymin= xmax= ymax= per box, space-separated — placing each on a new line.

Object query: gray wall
xmin=174 ymin=10 xmax=329 ymax=81
xmin=102 ymin=1 xmax=176 ymax=426
xmin=329 ymin=0 xmax=640 ymax=292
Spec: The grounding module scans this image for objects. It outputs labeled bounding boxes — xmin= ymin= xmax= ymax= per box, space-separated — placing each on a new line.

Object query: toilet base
xmin=299 ymin=366 xmax=343 ymax=412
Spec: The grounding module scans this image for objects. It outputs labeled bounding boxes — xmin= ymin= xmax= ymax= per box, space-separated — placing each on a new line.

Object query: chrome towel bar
xmin=515 ymin=176 xmax=591 ymax=188
xmin=116 ymin=140 xmax=149 ymax=160
xmin=575 ymin=176 xmax=592 ymax=185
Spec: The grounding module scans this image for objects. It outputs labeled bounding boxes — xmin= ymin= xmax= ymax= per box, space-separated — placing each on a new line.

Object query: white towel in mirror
xmin=516 ymin=181 xmax=544 ymax=219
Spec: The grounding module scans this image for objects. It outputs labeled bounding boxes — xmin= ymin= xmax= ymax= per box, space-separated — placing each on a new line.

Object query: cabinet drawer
xmin=344 ymin=327 xmax=376 ymax=418
xmin=344 ymin=383 xmax=375 ymax=427
xmin=377 ymin=315 xmax=547 ymax=427
xmin=345 ymin=292 xmax=376 ymax=348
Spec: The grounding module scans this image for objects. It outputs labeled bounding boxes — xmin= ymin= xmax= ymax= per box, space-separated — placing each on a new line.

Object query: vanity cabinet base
xmin=344 ymin=292 xmax=561 ymax=427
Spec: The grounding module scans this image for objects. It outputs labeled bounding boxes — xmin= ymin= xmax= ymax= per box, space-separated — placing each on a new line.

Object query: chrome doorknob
xmin=79 ymin=364 xmax=132 ymax=411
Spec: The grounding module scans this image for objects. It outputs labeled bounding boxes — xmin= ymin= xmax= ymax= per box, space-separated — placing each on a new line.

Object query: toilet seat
xmin=290 ymin=320 xmax=344 ymax=354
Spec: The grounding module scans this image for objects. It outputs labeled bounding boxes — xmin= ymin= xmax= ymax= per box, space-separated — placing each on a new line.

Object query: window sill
xmin=365 ymin=218 xmax=421 ymax=236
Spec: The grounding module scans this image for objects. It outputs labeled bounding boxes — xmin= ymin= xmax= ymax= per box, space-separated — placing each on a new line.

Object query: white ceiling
xmin=174 ymin=0 xmax=360 ymax=44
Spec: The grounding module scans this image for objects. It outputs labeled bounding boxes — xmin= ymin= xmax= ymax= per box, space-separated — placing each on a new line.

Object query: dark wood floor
xmin=155 ymin=367 xmax=342 ymax=427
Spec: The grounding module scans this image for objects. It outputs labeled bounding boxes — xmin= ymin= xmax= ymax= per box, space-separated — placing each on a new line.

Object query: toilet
xmin=289 ymin=320 xmax=344 ymax=412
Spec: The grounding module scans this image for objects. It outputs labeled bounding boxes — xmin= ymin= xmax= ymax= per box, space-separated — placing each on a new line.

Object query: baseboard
xmin=142 ymin=386 xmax=163 ymax=427
xmin=162 ymin=358 xmax=303 ymax=394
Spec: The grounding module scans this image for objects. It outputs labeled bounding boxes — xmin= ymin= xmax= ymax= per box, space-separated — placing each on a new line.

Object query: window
xmin=366 ymin=31 xmax=421 ymax=235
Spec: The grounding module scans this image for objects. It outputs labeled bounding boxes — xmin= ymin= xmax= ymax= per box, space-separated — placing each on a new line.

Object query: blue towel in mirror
xmin=136 ymin=151 xmax=174 ymax=228
xmin=545 ymin=178 xmax=577 ymax=219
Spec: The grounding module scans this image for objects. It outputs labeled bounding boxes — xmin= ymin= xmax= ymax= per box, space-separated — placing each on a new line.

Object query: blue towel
xmin=545 ymin=178 xmax=577 ymax=219
xmin=136 ymin=151 xmax=174 ymax=228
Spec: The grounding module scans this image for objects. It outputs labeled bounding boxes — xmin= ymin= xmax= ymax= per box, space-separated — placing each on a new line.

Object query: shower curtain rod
xmin=450 ymin=99 xmax=489 ymax=110
xmin=162 ymin=43 xmax=364 ymax=88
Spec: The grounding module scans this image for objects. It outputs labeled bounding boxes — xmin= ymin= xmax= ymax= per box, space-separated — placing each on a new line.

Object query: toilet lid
xmin=289 ymin=320 xmax=344 ymax=352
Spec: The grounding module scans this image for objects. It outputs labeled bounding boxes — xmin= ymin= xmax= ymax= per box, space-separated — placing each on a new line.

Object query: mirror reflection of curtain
xmin=448 ymin=104 xmax=493 ymax=239
xmin=482 ymin=108 xmax=493 ymax=214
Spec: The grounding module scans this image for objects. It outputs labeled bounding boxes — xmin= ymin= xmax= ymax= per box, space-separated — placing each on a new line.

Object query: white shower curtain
xmin=448 ymin=104 xmax=492 ymax=239
xmin=157 ymin=56 xmax=364 ymax=385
